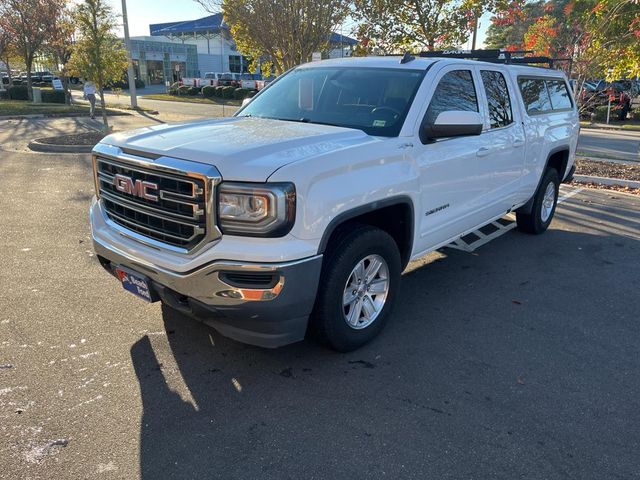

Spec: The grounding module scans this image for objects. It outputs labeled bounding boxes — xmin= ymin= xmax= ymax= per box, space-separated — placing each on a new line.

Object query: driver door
xmin=409 ymin=67 xmax=493 ymax=253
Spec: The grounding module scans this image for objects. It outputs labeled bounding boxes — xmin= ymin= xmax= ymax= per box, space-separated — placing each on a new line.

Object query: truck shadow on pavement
xmin=130 ymin=203 xmax=640 ymax=479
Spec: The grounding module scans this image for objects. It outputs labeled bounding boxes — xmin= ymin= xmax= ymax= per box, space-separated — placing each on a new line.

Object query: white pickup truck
xmin=90 ymin=55 xmax=579 ymax=351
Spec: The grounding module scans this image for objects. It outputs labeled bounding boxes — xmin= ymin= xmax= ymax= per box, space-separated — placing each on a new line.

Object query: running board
xmin=445 ymin=186 xmax=584 ymax=253
xmin=447 ymin=214 xmax=517 ymax=253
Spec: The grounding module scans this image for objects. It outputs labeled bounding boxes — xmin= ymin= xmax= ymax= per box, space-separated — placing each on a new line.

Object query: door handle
xmin=476 ymin=147 xmax=491 ymax=157
xmin=513 ymin=138 xmax=526 ymax=148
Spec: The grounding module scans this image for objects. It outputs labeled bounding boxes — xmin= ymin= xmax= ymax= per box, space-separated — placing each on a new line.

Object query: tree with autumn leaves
xmin=197 ymin=0 xmax=350 ymax=74
xmin=351 ymin=0 xmax=517 ymax=54
xmin=67 ymin=0 xmax=128 ymax=131
xmin=487 ymin=0 xmax=640 ymax=80
xmin=487 ymin=0 xmax=640 ymax=114
xmin=0 ymin=0 xmax=125 ymax=116
xmin=0 ymin=0 xmax=66 ymax=99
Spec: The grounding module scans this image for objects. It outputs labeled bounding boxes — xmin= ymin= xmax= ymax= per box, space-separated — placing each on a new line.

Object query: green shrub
xmin=177 ymin=85 xmax=191 ymax=96
xmin=187 ymin=86 xmax=201 ymax=96
xmin=630 ymin=109 xmax=640 ymax=121
xmin=41 ymin=89 xmax=66 ymax=104
xmin=233 ymin=88 xmax=250 ymax=100
xmin=12 ymin=80 xmax=23 ymax=86
xmin=8 ymin=85 xmax=28 ymax=100
xmin=108 ymin=78 xmax=145 ymax=90
xmin=213 ymin=86 xmax=224 ymax=97
xmin=222 ymin=86 xmax=235 ymax=99
xmin=202 ymin=85 xmax=216 ymax=98
xmin=167 ymin=82 xmax=180 ymax=95
xmin=0 ymin=90 xmax=8 ymax=100
xmin=247 ymin=89 xmax=257 ymax=98
xmin=592 ymin=105 xmax=621 ymax=122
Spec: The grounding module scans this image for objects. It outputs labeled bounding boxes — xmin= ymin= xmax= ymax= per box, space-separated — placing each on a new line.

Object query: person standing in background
xmin=83 ymin=80 xmax=97 ymax=119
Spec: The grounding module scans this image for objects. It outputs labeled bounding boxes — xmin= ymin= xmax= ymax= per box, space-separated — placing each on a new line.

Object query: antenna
xmin=400 ymin=51 xmax=415 ymax=64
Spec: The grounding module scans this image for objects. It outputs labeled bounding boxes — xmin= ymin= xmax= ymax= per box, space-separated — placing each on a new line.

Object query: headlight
xmin=218 ymin=182 xmax=295 ymax=237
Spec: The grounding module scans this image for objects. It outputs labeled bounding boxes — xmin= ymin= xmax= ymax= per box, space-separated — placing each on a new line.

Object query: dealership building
xmin=129 ymin=14 xmax=358 ymax=85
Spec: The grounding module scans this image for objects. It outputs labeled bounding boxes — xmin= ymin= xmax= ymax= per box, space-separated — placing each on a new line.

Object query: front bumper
xmin=93 ymin=225 xmax=323 ymax=349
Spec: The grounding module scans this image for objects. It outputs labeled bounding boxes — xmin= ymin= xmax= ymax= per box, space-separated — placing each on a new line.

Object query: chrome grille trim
xmin=106 ymin=210 xmax=205 ymax=243
xmin=97 ymin=170 xmax=205 ymax=220
xmin=100 ymin=190 xmax=205 ymax=224
xmin=92 ymin=143 xmax=222 ymax=255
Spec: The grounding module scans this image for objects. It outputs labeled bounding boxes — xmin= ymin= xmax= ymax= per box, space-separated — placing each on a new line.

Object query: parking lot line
xmin=558 ymin=186 xmax=584 ymax=203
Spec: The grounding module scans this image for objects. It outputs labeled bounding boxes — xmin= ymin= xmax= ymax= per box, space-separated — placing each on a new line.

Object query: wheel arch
xmin=318 ymin=196 xmax=415 ymax=269
xmin=517 ymin=146 xmax=570 ymax=215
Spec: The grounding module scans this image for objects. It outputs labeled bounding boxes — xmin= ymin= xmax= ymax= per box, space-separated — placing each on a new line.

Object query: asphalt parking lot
xmin=1 ymin=148 xmax=639 ymax=480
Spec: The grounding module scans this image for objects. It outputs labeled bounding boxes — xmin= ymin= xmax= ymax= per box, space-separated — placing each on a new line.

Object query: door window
xmin=425 ymin=70 xmax=478 ymax=125
xmin=480 ymin=70 xmax=513 ymax=128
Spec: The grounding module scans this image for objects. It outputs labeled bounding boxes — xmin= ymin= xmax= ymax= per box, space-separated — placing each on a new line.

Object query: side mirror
xmin=241 ymin=97 xmax=252 ymax=107
xmin=421 ymin=110 xmax=483 ymax=142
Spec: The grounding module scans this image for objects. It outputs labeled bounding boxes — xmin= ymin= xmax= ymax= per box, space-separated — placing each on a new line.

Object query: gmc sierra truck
xmin=90 ymin=55 xmax=579 ymax=351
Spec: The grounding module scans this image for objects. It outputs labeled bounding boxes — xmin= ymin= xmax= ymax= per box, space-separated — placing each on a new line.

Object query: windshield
xmin=237 ymin=67 xmax=425 ymax=137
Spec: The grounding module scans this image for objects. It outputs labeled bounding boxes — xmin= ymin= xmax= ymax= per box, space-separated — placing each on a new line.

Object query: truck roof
xmin=301 ymin=55 xmax=568 ymax=79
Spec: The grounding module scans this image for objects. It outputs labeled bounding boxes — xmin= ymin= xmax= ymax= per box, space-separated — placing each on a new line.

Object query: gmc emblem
xmin=113 ymin=174 xmax=159 ymax=202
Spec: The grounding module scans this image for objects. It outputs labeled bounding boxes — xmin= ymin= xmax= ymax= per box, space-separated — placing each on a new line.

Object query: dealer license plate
xmin=115 ymin=267 xmax=155 ymax=302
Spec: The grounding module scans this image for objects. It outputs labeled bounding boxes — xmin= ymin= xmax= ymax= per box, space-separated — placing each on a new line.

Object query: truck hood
xmin=101 ymin=117 xmax=373 ymax=181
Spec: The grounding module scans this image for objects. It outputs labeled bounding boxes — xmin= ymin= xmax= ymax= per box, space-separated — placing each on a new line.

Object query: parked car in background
xmin=31 ymin=71 xmax=52 ymax=82
xmin=217 ymin=73 xmax=240 ymax=87
xmin=181 ymin=72 xmax=239 ymax=87
xmin=240 ymin=73 xmax=263 ymax=89
xmin=255 ymin=75 xmax=277 ymax=90
xmin=202 ymin=72 xmax=223 ymax=86
xmin=578 ymin=78 xmax=635 ymax=119
xmin=592 ymin=79 xmax=639 ymax=97
xmin=1 ymin=70 xmax=21 ymax=85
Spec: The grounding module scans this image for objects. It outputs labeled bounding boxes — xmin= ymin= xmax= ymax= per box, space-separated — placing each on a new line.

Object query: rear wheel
xmin=516 ymin=168 xmax=560 ymax=234
xmin=311 ymin=225 xmax=401 ymax=352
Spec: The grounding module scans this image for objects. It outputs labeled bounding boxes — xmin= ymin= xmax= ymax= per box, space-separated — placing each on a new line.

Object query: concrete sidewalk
xmin=581 ymin=122 xmax=640 ymax=132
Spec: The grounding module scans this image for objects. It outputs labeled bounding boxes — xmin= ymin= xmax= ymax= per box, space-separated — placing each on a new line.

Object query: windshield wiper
xmin=283 ymin=118 xmax=341 ymax=128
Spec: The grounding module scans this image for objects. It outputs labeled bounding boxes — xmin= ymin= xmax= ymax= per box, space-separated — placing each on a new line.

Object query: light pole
xmin=121 ymin=0 xmax=138 ymax=108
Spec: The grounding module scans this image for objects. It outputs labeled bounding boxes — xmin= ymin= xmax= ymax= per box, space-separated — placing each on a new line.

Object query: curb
xmin=573 ymin=175 xmax=640 ymax=189
xmin=576 ymin=155 xmax=638 ymax=165
xmin=28 ymin=139 xmax=94 ymax=154
xmin=580 ymin=124 xmax=640 ymax=133
xmin=0 ymin=111 xmax=130 ymax=121
xmin=576 ymin=152 xmax=639 ymax=163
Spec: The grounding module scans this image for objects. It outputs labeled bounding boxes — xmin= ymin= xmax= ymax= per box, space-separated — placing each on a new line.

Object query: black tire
xmin=516 ymin=168 xmax=560 ymax=234
xmin=310 ymin=225 xmax=401 ymax=352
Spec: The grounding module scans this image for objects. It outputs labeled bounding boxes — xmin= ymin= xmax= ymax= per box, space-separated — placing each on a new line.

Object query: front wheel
xmin=516 ymin=168 xmax=560 ymax=234
xmin=310 ymin=225 xmax=401 ymax=352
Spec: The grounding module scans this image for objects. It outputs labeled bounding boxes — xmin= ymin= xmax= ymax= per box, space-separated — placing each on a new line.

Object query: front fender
xmin=268 ymin=140 xmax=421 ymax=252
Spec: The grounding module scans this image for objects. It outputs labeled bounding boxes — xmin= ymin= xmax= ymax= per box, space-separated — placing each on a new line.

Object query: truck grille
xmin=95 ymin=157 xmax=209 ymax=250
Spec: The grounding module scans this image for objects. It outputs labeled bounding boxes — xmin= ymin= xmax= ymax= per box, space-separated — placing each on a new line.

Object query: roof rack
xmin=416 ymin=49 xmax=570 ymax=68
